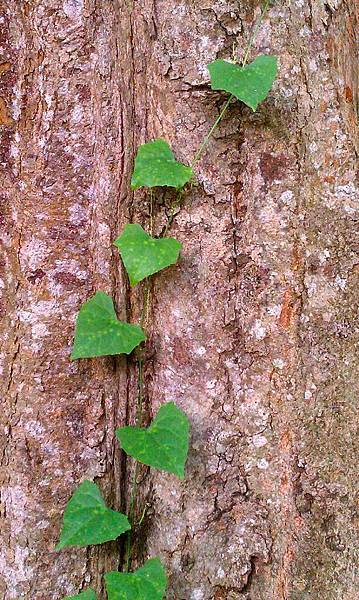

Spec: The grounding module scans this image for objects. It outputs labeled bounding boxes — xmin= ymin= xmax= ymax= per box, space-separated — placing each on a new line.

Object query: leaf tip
xmin=129 ymin=276 xmax=139 ymax=287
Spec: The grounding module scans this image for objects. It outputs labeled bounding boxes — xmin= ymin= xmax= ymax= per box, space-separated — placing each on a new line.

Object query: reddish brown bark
xmin=1 ymin=1 xmax=358 ymax=599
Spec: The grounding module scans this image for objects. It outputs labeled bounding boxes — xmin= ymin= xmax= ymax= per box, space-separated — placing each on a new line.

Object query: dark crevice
xmin=116 ymin=0 xmax=137 ymax=574
xmin=239 ymin=556 xmax=258 ymax=595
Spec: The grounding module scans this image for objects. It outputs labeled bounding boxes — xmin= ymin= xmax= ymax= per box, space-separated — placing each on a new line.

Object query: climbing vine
xmin=57 ymin=3 xmax=278 ymax=598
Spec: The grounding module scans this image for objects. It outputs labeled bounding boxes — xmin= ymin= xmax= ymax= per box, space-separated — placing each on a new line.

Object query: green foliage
xmin=105 ymin=558 xmax=167 ymax=600
xmin=208 ymin=55 xmax=278 ymax=111
xmin=116 ymin=402 xmax=190 ymax=479
xmin=131 ymin=139 xmax=193 ymax=190
xmin=56 ymin=481 xmax=131 ymax=550
xmin=59 ymin=14 xmax=276 ymax=597
xmin=114 ymin=224 xmax=182 ymax=287
xmin=63 ymin=590 xmax=97 ymax=600
xmin=71 ymin=291 xmax=146 ymax=359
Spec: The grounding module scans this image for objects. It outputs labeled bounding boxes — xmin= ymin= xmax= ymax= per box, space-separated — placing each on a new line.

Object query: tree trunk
xmin=1 ymin=1 xmax=358 ymax=599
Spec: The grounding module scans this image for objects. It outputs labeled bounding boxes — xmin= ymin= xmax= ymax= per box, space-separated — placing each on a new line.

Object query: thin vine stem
xmin=124 ymin=279 xmax=150 ymax=572
xmin=163 ymin=187 xmax=184 ymax=237
xmin=242 ymin=0 xmax=270 ymax=67
xmin=123 ymin=3 xmax=271 ymax=568
xmin=149 ymin=189 xmax=154 ymax=236
xmin=124 ymin=446 xmax=140 ymax=571
xmin=191 ymin=0 xmax=270 ymax=168
xmin=191 ymin=95 xmax=233 ymax=168
xmin=124 ymin=367 xmax=142 ymax=571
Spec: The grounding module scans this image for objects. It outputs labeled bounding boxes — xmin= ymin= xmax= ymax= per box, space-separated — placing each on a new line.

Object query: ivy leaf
xmin=105 ymin=558 xmax=167 ymax=600
xmin=208 ymin=55 xmax=278 ymax=111
xmin=114 ymin=224 xmax=181 ymax=287
xmin=131 ymin=139 xmax=193 ymax=190
xmin=116 ymin=402 xmax=190 ymax=479
xmin=71 ymin=291 xmax=146 ymax=359
xmin=56 ymin=481 xmax=131 ymax=550
xmin=63 ymin=590 xmax=97 ymax=600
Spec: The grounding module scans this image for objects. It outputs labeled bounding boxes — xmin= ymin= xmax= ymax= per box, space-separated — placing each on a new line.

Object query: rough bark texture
xmin=0 ymin=1 xmax=358 ymax=599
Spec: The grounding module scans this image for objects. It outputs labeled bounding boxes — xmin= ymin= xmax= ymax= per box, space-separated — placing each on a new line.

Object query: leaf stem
xmin=191 ymin=0 xmax=270 ymax=168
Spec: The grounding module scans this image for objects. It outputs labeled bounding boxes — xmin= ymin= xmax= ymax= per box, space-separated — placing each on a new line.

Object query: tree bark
xmin=0 ymin=1 xmax=358 ymax=599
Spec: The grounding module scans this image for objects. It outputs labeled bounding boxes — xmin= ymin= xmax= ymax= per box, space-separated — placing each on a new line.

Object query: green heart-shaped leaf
xmin=116 ymin=402 xmax=190 ymax=479
xmin=208 ymin=55 xmax=278 ymax=111
xmin=56 ymin=481 xmax=131 ymax=550
xmin=64 ymin=590 xmax=97 ymax=600
xmin=105 ymin=558 xmax=167 ymax=600
xmin=131 ymin=139 xmax=192 ymax=190
xmin=114 ymin=224 xmax=181 ymax=287
xmin=71 ymin=291 xmax=146 ymax=359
